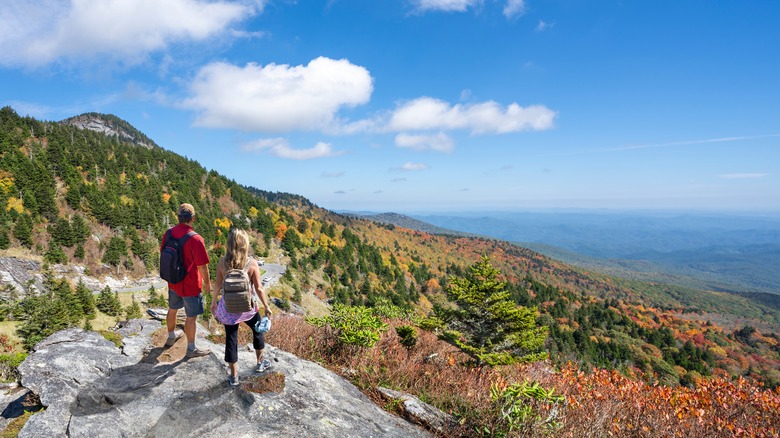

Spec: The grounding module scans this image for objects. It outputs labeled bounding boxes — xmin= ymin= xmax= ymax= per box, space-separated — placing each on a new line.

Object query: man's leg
xmin=183 ymin=295 xmax=209 ymax=358
xmin=164 ymin=291 xmax=184 ymax=347
xmin=184 ymin=315 xmax=196 ymax=345
xmin=166 ymin=308 xmax=178 ymax=333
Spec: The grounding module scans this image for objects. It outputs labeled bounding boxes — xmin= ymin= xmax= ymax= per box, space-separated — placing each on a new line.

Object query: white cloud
xmin=503 ymin=0 xmax=527 ymax=18
xmin=388 ymin=97 xmax=556 ymax=134
xmin=321 ymin=171 xmax=345 ymax=178
xmin=242 ymin=138 xmax=345 ymax=160
xmin=399 ymin=162 xmax=430 ymax=171
xmin=718 ymin=173 xmax=768 ymax=179
xmin=184 ymin=57 xmax=373 ymax=132
xmin=395 ymin=132 xmax=454 ymax=152
xmin=536 ymin=20 xmax=553 ymax=32
xmin=412 ymin=0 xmax=481 ymax=13
xmin=0 ymin=0 xmax=259 ymax=68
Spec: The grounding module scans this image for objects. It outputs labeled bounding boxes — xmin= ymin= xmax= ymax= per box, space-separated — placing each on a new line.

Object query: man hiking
xmin=160 ymin=203 xmax=212 ymax=358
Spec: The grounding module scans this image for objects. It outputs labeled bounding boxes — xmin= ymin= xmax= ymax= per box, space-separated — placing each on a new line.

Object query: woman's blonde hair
xmin=224 ymin=228 xmax=249 ymax=270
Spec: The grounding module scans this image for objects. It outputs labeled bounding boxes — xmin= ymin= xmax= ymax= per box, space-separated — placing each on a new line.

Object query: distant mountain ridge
xmin=408 ymin=211 xmax=780 ymax=296
xmin=344 ymin=212 xmax=477 ymax=237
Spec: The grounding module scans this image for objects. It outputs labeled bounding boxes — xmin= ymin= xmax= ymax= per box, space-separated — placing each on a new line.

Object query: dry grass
xmin=261 ymin=315 xmax=780 ymax=438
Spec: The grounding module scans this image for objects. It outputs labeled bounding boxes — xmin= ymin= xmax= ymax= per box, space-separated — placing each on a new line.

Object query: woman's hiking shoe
xmin=164 ymin=330 xmax=184 ymax=347
xmin=255 ymin=359 xmax=272 ymax=373
xmin=228 ymin=375 xmax=240 ymax=386
xmin=186 ymin=347 xmax=210 ymax=358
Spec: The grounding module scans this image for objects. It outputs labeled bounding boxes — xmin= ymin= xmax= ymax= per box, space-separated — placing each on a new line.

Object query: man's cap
xmin=178 ymin=203 xmax=195 ymax=220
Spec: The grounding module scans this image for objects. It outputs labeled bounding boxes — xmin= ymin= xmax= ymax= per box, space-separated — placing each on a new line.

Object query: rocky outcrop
xmin=14 ymin=320 xmax=431 ymax=437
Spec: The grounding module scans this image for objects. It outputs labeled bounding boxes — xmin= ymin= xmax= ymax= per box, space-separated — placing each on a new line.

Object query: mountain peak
xmin=61 ymin=112 xmax=159 ymax=149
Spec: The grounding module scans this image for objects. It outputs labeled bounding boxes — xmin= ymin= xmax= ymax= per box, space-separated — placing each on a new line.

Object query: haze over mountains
xmin=352 ymin=210 xmax=780 ymax=297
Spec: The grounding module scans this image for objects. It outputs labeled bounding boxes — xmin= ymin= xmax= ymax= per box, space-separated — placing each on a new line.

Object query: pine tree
xmin=125 ymin=296 xmax=142 ymax=320
xmin=0 ymin=228 xmax=9 ymax=250
xmin=44 ymin=243 xmax=68 ymax=264
xmin=74 ymin=243 xmax=85 ymax=260
xmin=75 ymin=279 xmax=96 ymax=319
xmin=50 ymin=217 xmax=74 ymax=247
xmin=434 ymin=255 xmax=548 ymax=366
xmin=96 ymin=286 xmax=122 ymax=316
xmin=102 ymin=236 xmax=127 ymax=266
xmin=71 ymin=214 xmax=90 ymax=244
xmin=13 ymin=214 xmax=33 ymax=248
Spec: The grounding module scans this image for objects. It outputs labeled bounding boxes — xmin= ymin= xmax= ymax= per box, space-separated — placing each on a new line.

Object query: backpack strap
xmin=165 ymin=229 xmax=196 ymax=246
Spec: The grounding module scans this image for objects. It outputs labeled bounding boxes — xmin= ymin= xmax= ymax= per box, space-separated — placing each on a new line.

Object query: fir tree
xmin=434 ymin=255 xmax=548 ymax=366
xmin=44 ymin=243 xmax=68 ymax=265
xmin=74 ymin=243 xmax=85 ymax=260
xmin=71 ymin=214 xmax=90 ymax=244
xmin=0 ymin=228 xmax=9 ymax=250
xmin=102 ymin=236 xmax=127 ymax=266
xmin=13 ymin=214 xmax=33 ymax=248
xmin=74 ymin=279 xmax=96 ymax=319
xmin=96 ymin=286 xmax=122 ymax=316
xmin=125 ymin=296 xmax=142 ymax=320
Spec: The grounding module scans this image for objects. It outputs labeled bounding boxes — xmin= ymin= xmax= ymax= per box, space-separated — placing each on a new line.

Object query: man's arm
xmin=198 ymin=264 xmax=211 ymax=295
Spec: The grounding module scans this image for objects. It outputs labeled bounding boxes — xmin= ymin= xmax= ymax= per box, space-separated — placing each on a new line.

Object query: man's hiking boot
xmin=186 ymin=347 xmax=210 ymax=358
xmin=228 ymin=375 xmax=240 ymax=386
xmin=164 ymin=330 xmax=184 ymax=347
xmin=254 ymin=359 xmax=272 ymax=374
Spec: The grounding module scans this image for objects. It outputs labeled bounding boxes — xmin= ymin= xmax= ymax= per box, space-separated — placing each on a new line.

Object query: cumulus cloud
xmin=242 ymin=137 xmax=344 ymax=160
xmin=388 ymin=97 xmax=556 ymax=134
xmin=0 ymin=0 xmax=258 ymax=68
xmin=503 ymin=0 xmax=527 ymax=18
xmin=718 ymin=173 xmax=767 ymax=179
xmin=411 ymin=0 xmax=481 ymax=13
xmin=395 ymin=132 xmax=454 ymax=152
xmin=184 ymin=57 xmax=373 ymax=132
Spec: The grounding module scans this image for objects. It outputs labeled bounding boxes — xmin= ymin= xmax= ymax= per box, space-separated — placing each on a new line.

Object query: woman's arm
xmin=210 ymin=258 xmax=225 ymax=312
xmin=249 ymin=263 xmax=272 ymax=316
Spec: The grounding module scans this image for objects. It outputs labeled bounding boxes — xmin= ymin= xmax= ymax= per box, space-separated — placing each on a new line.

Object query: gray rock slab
xmin=16 ymin=319 xmax=431 ymax=437
xmin=378 ymin=387 xmax=458 ymax=434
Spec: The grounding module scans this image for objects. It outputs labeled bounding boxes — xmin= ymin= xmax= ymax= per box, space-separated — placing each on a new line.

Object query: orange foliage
xmin=275 ymin=222 xmax=288 ymax=240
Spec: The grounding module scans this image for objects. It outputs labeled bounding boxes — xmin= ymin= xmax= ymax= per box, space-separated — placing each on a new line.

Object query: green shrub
xmin=0 ymin=352 xmax=28 ymax=382
xmin=395 ymin=325 xmax=418 ymax=350
xmin=483 ymin=380 xmax=564 ymax=437
xmin=307 ymin=304 xmax=388 ymax=348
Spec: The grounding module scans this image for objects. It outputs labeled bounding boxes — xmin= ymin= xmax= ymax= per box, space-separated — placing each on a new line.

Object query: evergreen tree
xmin=71 ymin=214 xmax=90 ymax=244
xmin=96 ymin=286 xmax=122 ymax=316
xmin=125 ymin=296 xmax=142 ymax=320
xmin=44 ymin=243 xmax=68 ymax=265
xmin=434 ymin=255 xmax=548 ymax=366
xmin=75 ymin=279 xmax=96 ymax=319
xmin=50 ymin=217 xmax=74 ymax=247
xmin=13 ymin=214 xmax=33 ymax=248
xmin=74 ymin=243 xmax=85 ymax=260
xmin=0 ymin=227 xmax=9 ymax=250
xmin=102 ymin=236 xmax=127 ymax=266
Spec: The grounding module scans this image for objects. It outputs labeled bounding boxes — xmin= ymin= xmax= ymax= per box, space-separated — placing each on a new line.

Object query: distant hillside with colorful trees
xmin=0 ymin=107 xmax=778 ymax=435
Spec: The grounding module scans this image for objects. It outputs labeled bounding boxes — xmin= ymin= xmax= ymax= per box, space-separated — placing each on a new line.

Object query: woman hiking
xmin=210 ymin=228 xmax=273 ymax=386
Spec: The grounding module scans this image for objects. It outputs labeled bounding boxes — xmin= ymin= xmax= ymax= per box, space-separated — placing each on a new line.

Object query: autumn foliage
xmin=264 ymin=314 xmax=780 ymax=437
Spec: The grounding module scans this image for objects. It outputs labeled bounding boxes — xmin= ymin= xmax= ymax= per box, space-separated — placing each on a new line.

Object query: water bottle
xmin=254 ymin=316 xmax=271 ymax=333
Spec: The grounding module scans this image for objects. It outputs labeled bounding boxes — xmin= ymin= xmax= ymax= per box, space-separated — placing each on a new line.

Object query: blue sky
xmin=1 ymin=0 xmax=778 ymax=213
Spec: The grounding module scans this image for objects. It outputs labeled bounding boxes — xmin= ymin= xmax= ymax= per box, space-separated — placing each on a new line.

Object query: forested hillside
xmin=0 ymin=107 xmax=778 ymax=390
